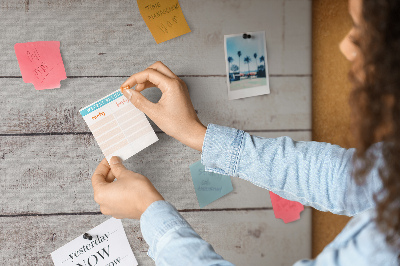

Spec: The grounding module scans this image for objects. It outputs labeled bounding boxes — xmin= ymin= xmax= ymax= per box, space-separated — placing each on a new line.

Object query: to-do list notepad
xmin=80 ymin=90 xmax=158 ymax=162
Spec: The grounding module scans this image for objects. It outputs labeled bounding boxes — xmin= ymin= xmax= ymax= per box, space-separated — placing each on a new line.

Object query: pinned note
xmin=80 ymin=90 xmax=158 ymax=162
xmin=14 ymin=41 xmax=67 ymax=90
xmin=137 ymin=0 xmax=191 ymax=44
xmin=51 ymin=218 xmax=138 ymax=266
xmin=190 ymin=161 xmax=233 ymax=208
xmin=269 ymin=192 xmax=304 ymax=223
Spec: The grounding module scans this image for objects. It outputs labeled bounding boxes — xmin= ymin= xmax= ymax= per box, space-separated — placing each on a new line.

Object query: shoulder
xmin=323 ymin=209 xmax=399 ymax=265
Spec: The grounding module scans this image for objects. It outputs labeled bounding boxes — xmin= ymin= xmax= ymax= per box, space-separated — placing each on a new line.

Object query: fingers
xmin=105 ymin=169 xmax=116 ymax=183
xmin=91 ymin=158 xmax=110 ymax=189
xmin=147 ymin=61 xmax=178 ymax=79
xmin=124 ymin=62 xmax=179 ymax=93
xmin=121 ymin=68 xmax=173 ymax=94
xmin=122 ymin=89 xmax=158 ymax=116
xmin=135 ymin=81 xmax=156 ymax=92
xmin=109 ymin=156 xmax=129 ymax=179
xmin=119 ymin=61 xmax=182 ymax=119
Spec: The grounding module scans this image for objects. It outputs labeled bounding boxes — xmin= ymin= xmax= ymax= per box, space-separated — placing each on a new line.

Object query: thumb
xmin=122 ymin=89 xmax=155 ymax=116
xmin=109 ymin=156 xmax=129 ymax=178
xmin=92 ymin=158 xmax=111 ymax=189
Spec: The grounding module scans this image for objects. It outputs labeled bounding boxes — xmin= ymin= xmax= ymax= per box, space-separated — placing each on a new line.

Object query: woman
xmin=91 ymin=0 xmax=400 ymax=264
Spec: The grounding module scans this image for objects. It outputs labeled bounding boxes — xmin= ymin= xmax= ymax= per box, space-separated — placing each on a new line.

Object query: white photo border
xmin=224 ymin=31 xmax=270 ymax=100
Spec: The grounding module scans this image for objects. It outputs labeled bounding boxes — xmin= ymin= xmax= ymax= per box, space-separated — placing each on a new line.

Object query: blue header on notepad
xmin=80 ymin=91 xmax=123 ymax=116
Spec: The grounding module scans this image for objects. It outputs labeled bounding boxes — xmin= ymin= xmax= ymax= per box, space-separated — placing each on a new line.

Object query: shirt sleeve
xmin=140 ymin=200 xmax=234 ymax=265
xmin=293 ymin=210 xmax=399 ymax=266
xmin=201 ymin=124 xmax=383 ymax=216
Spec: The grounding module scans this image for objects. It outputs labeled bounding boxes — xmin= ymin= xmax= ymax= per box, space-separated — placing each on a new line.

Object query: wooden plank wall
xmin=0 ymin=0 xmax=312 ymax=264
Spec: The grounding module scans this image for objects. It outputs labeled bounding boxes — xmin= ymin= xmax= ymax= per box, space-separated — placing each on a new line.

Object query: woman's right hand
xmin=120 ymin=61 xmax=207 ymax=151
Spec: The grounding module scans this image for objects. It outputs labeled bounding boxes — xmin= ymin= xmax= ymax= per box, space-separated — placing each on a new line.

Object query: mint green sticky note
xmin=190 ymin=160 xmax=233 ymax=208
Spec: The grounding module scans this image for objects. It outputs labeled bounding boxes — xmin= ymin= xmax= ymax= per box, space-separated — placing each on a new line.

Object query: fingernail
xmin=110 ymin=156 xmax=122 ymax=165
xmin=120 ymin=85 xmax=130 ymax=92
xmin=124 ymin=89 xmax=133 ymax=100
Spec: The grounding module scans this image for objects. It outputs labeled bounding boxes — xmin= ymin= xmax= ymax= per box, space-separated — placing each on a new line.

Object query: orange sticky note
xmin=14 ymin=41 xmax=66 ymax=90
xmin=137 ymin=0 xmax=191 ymax=44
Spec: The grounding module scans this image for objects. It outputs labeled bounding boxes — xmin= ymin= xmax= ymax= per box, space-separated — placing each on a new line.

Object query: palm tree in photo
xmin=260 ymin=55 xmax=265 ymax=71
xmin=227 ymin=56 xmax=234 ymax=73
xmin=253 ymin=53 xmax=258 ymax=75
xmin=244 ymin=56 xmax=251 ymax=78
xmin=237 ymin=51 xmax=242 ymax=77
xmin=231 ymin=64 xmax=239 ymax=73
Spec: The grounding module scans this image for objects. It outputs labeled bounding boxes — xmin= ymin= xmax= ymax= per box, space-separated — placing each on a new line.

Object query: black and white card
xmin=51 ymin=218 xmax=138 ymax=266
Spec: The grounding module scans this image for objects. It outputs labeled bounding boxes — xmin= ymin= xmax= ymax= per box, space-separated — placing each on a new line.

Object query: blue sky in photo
xmin=226 ymin=32 xmax=266 ymax=73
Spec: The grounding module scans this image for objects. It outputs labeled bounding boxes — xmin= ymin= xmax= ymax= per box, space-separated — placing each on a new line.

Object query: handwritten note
xmin=269 ymin=192 xmax=304 ymax=223
xmin=51 ymin=218 xmax=137 ymax=266
xmin=137 ymin=0 xmax=191 ymax=44
xmin=80 ymin=90 xmax=158 ymax=162
xmin=190 ymin=161 xmax=233 ymax=208
xmin=14 ymin=41 xmax=67 ymax=90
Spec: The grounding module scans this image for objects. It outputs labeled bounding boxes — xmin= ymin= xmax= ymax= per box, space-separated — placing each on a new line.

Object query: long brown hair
xmin=350 ymin=0 xmax=400 ymax=250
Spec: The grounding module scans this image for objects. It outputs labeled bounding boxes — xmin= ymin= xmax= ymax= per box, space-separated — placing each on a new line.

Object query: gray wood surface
xmin=0 ymin=209 xmax=311 ymax=265
xmin=0 ymin=0 xmax=313 ymax=265
xmin=0 ymin=131 xmax=310 ymax=214
xmin=0 ymin=76 xmax=310 ymax=134
xmin=0 ymin=0 xmax=311 ymax=76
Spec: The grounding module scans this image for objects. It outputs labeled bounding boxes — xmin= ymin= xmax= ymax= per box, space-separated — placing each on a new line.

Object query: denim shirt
xmin=140 ymin=124 xmax=399 ymax=265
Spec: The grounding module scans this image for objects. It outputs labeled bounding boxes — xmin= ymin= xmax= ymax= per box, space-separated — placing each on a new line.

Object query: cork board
xmin=312 ymin=0 xmax=353 ymax=257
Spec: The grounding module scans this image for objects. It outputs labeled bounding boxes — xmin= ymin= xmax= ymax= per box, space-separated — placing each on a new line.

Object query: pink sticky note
xmin=14 ymin=41 xmax=67 ymax=90
xmin=269 ymin=191 xmax=304 ymax=223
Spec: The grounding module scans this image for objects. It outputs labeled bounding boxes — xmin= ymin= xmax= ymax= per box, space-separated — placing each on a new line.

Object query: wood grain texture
xmin=0 ymin=131 xmax=310 ymax=214
xmin=0 ymin=0 xmax=313 ymax=264
xmin=0 ymin=208 xmax=312 ymax=265
xmin=0 ymin=0 xmax=311 ymax=76
xmin=0 ymin=76 xmax=311 ymax=134
xmin=312 ymin=0 xmax=353 ymax=258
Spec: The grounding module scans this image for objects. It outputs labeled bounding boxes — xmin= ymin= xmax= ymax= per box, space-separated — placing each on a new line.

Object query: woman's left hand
xmin=91 ymin=157 xmax=164 ymax=219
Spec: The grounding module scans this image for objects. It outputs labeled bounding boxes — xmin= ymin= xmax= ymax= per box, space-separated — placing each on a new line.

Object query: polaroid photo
xmin=224 ymin=31 xmax=270 ymax=100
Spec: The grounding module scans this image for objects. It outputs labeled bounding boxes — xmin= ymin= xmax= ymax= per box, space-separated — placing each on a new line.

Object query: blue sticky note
xmin=190 ymin=160 xmax=233 ymax=208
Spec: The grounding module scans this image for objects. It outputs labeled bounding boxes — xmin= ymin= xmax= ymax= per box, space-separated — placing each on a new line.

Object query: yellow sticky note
xmin=137 ymin=0 xmax=191 ymax=44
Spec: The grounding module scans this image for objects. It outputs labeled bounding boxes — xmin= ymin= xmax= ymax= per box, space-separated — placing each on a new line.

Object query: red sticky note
xmin=14 ymin=41 xmax=67 ymax=90
xmin=269 ymin=191 xmax=304 ymax=223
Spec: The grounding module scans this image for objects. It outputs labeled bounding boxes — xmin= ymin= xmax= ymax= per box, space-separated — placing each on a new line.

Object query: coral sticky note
xmin=14 ymin=41 xmax=67 ymax=90
xmin=269 ymin=191 xmax=304 ymax=223
xmin=137 ymin=0 xmax=191 ymax=44
xmin=190 ymin=161 xmax=233 ymax=208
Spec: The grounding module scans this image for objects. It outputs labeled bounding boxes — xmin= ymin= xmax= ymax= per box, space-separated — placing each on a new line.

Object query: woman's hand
xmin=120 ymin=61 xmax=206 ymax=151
xmin=91 ymin=157 xmax=164 ymax=219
